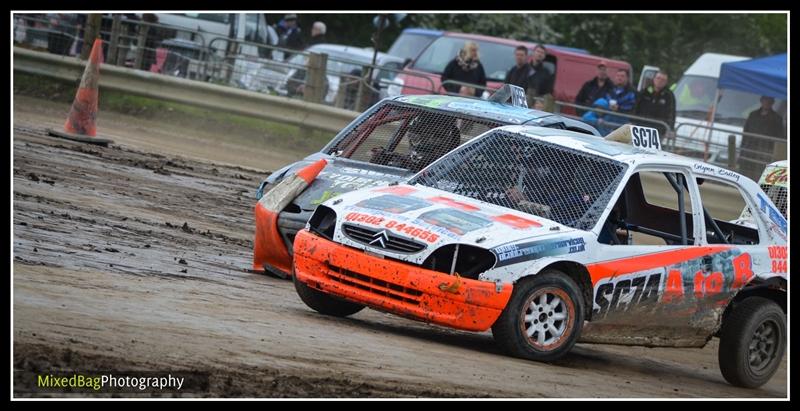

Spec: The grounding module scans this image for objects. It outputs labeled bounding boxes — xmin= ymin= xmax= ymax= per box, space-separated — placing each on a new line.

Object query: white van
xmin=671 ymin=53 xmax=786 ymax=164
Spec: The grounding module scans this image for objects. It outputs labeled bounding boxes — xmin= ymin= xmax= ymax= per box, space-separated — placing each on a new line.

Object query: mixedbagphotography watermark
xmin=17 ymin=370 xmax=210 ymax=394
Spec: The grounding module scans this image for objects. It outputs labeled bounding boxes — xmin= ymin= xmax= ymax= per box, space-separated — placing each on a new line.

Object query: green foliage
xmin=548 ymin=13 xmax=787 ymax=80
xmin=410 ymin=14 xmax=557 ymax=43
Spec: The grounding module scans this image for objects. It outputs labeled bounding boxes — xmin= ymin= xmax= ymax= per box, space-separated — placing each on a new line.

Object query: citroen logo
xmin=368 ymin=230 xmax=390 ymax=248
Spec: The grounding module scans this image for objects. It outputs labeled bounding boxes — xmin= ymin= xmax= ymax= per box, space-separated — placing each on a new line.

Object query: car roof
xmin=440 ymin=32 xmax=627 ymax=66
xmin=394 ymin=94 xmax=553 ymax=124
xmin=685 ymin=53 xmax=749 ymax=77
xmin=442 ymin=31 xmax=532 ymax=47
xmin=399 ymin=28 xmax=587 ymax=54
xmin=393 ymin=94 xmax=547 ymax=121
xmin=401 ymin=28 xmax=444 ymax=36
xmin=499 ymin=125 xmax=729 ymax=168
xmin=390 ymin=95 xmax=597 ymax=133
xmin=546 ymin=45 xmax=589 ymax=54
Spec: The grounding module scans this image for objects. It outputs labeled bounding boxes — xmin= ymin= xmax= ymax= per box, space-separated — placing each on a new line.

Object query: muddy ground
xmin=12 ymin=96 xmax=787 ymax=398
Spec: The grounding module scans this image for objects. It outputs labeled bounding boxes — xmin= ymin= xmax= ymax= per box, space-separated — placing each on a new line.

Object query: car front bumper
xmin=293 ymin=229 xmax=513 ymax=332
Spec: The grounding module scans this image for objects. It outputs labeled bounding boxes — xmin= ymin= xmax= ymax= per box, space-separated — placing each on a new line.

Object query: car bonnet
xmin=322 ymin=183 xmax=575 ymax=265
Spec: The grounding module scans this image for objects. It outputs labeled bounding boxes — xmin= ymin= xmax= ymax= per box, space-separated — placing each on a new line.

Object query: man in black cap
xmin=276 ymin=13 xmax=305 ymax=60
xmin=575 ymin=60 xmax=612 ymax=116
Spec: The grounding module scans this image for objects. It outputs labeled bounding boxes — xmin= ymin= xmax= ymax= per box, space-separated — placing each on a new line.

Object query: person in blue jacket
xmin=602 ymin=69 xmax=637 ymax=133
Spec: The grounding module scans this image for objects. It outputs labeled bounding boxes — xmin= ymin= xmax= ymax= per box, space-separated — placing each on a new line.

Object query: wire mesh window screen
xmin=761 ymin=183 xmax=787 ymax=216
xmin=329 ymin=103 xmax=502 ymax=173
xmin=410 ymin=131 xmax=628 ymax=230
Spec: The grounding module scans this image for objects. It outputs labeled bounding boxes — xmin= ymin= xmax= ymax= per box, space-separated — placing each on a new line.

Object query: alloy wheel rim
xmin=521 ymin=287 xmax=574 ymax=350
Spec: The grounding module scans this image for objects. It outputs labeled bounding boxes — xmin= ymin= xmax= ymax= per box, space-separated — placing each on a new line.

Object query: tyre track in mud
xmin=12 ymin=119 xmax=787 ymax=398
xmin=13 ymin=128 xmax=258 ymax=281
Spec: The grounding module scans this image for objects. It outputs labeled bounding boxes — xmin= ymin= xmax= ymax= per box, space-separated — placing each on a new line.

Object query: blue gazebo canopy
xmin=718 ymin=53 xmax=787 ymax=99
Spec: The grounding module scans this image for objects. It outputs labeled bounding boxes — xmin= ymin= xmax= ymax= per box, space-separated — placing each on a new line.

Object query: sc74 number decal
xmin=631 ymin=126 xmax=661 ymax=150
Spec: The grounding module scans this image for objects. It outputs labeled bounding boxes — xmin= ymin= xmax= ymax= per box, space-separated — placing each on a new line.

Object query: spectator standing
xmin=743 ymin=96 xmax=784 ymax=138
xmin=740 ymin=96 xmax=786 ymax=179
xmin=276 ymin=14 xmax=304 ymax=60
xmin=634 ymin=70 xmax=676 ymax=136
xmin=525 ymin=45 xmax=554 ymax=111
xmin=308 ymin=21 xmax=327 ymax=46
xmin=504 ymin=46 xmax=533 ymax=89
xmin=575 ymin=60 xmax=612 ymax=116
xmin=600 ymin=69 xmax=637 ymax=133
xmin=441 ymin=41 xmax=486 ymax=98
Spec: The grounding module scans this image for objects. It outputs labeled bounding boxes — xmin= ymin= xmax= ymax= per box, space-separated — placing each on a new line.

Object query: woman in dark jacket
xmin=441 ymin=41 xmax=487 ymax=98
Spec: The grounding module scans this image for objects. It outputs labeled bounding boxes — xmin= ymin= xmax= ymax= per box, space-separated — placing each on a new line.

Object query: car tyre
xmin=294 ymin=275 xmax=365 ymax=317
xmin=718 ymin=296 xmax=785 ymax=388
xmin=492 ymin=269 xmax=584 ymax=362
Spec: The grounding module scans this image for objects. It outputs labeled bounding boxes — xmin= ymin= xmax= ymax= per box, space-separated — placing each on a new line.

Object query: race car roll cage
xmin=606 ymin=171 xmax=751 ymax=247
xmin=333 ymin=100 xmax=597 ymax=166
xmin=336 ymin=103 xmax=501 ymax=162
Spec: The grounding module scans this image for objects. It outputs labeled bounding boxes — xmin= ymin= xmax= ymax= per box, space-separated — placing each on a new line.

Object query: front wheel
xmin=718 ymin=296 xmax=786 ymax=388
xmin=492 ymin=270 xmax=584 ymax=362
xmin=294 ymin=275 xmax=365 ymax=317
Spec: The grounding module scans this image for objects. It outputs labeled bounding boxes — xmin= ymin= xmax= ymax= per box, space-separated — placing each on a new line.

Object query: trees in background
xmin=291 ymin=13 xmax=786 ymax=80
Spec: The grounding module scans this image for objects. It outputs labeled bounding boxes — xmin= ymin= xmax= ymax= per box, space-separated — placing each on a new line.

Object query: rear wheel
xmin=492 ymin=270 xmax=584 ymax=362
xmin=718 ymin=296 xmax=786 ymax=388
xmin=294 ymin=275 xmax=365 ymax=317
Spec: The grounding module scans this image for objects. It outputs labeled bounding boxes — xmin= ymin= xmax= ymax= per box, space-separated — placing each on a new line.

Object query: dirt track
xmin=12 ymin=97 xmax=787 ymax=398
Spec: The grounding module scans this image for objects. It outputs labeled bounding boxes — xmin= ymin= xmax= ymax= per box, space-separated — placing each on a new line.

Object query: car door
xmin=584 ymin=164 xmax=768 ymax=347
xmin=582 ymin=166 xmax=718 ymax=347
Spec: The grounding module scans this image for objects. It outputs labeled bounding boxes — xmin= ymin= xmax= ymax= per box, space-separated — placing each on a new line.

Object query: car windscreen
xmin=412 ymin=37 xmax=517 ymax=82
xmin=409 ymin=130 xmax=628 ymax=230
xmin=327 ymin=102 xmax=502 ymax=173
xmin=387 ymin=32 xmax=437 ymax=61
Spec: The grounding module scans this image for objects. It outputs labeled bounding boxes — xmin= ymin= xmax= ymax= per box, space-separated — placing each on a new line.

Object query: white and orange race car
xmin=292 ymin=124 xmax=787 ymax=388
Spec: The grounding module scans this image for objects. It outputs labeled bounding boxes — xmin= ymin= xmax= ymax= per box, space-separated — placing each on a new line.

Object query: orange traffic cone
xmin=253 ymin=159 xmax=328 ymax=279
xmin=47 ymin=38 xmax=114 ymax=146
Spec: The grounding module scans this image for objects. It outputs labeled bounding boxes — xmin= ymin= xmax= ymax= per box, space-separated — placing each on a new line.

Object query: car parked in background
xmin=386 ymin=27 xmax=591 ymax=65
xmin=386 ymin=28 xmax=441 ymax=63
xmin=388 ymin=31 xmax=631 ymax=116
xmin=274 ymin=44 xmax=405 ymax=106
